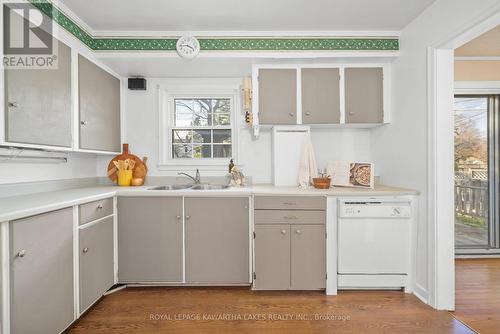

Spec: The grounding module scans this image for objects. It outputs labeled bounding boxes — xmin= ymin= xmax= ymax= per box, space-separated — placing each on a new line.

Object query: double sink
xmin=148 ymin=184 xmax=230 ymax=191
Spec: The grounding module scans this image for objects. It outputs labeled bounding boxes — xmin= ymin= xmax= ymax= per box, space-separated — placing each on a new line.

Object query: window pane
xmin=172 ymin=130 xmax=192 ymax=143
xmin=174 ymin=99 xmax=195 ymax=126
xmin=173 ymin=144 xmax=192 ymax=158
xmin=193 ymin=129 xmax=212 ymax=144
xmin=213 ymin=129 xmax=231 ymax=143
xmin=193 ymin=145 xmax=212 ymax=158
xmin=214 ymin=99 xmax=231 ymax=113
xmin=192 ymin=99 xmax=211 ymax=126
xmin=454 ymin=96 xmax=489 ymax=248
xmin=214 ymin=113 xmax=231 ymax=126
xmin=213 ymin=145 xmax=231 ymax=158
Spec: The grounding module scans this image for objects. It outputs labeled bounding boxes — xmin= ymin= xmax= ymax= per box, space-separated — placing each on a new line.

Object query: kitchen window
xmin=158 ymin=84 xmax=239 ymax=170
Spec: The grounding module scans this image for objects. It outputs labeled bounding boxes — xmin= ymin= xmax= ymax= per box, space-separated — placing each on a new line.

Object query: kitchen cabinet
xmin=79 ymin=216 xmax=114 ymax=312
xmin=185 ymin=197 xmax=249 ymax=283
xmin=301 ymin=68 xmax=340 ymax=124
xmin=118 ymin=197 xmax=183 ymax=282
xmin=78 ymin=55 xmax=121 ymax=152
xmin=9 ymin=208 xmax=74 ymax=334
xmin=344 ymin=67 xmax=384 ymax=123
xmin=254 ymin=196 xmax=325 ymax=290
xmin=4 ymin=39 xmax=72 ymax=148
xmin=253 ymin=64 xmax=388 ymax=127
xmin=258 ymin=68 xmax=297 ymax=125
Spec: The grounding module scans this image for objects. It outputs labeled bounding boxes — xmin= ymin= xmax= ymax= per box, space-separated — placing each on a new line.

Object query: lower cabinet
xmin=254 ymin=224 xmax=325 ymax=290
xmin=79 ymin=216 xmax=115 ymax=312
xmin=118 ymin=197 xmax=183 ymax=282
xmin=185 ymin=197 xmax=249 ymax=283
xmin=254 ymin=196 xmax=326 ymax=290
xmin=9 ymin=208 xmax=74 ymax=334
xmin=117 ymin=196 xmax=250 ymax=284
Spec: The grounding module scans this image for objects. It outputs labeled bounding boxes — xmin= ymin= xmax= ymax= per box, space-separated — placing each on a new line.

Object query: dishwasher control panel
xmin=339 ymin=200 xmax=411 ymax=218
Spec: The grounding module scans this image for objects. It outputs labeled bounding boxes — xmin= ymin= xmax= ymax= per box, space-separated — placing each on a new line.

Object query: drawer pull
xmin=281 ymin=229 xmax=287 ymax=235
xmin=16 ymin=250 xmax=27 ymax=258
xmin=284 ymin=215 xmax=297 ymax=220
xmin=295 ymin=229 xmax=302 ymax=234
xmin=97 ymin=204 xmax=103 ymax=209
xmin=176 ymin=215 xmax=181 ymax=220
xmin=185 ymin=215 xmax=191 ymax=220
xmin=283 ymin=202 xmax=297 ymax=206
xmin=82 ymin=247 xmax=89 ymax=253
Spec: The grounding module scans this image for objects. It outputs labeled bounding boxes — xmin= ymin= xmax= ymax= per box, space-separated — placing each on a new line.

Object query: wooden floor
xmin=70 ymin=287 xmax=473 ymax=334
xmin=454 ymin=258 xmax=500 ymax=334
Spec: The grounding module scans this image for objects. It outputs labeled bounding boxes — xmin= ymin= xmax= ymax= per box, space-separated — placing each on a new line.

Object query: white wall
xmin=0 ymin=153 xmax=98 ymax=185
xmin=371 ymin=0 xmax=500 ymax=302
xmin=97 ymin=77 xmax=373 ymax=183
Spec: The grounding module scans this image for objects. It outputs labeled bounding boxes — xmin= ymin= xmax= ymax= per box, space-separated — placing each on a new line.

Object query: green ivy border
xmin=29 ymin=0 xmax=399 ymax=52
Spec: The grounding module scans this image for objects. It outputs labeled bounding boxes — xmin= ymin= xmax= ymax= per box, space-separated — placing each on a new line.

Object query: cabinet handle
xmin=97 ymin=204 xmax=103 ymax=209
xmin=295 ymin=229 xmax=302 ymax=234
xmin=82 ymin=247 xmax=89 ymax=253
xmin=16 ymin=250 xmax=27 ymax=258
xmin=348 ymin=112 xmax=354 ymax=115
xmin=305 ymin=112 xmax=311 ymax=116
xmin=8 ymin=102 xmax=19 ymax=108
xmin=289 ymin=113 xmax=294 ymax=117
xmin=176 ymin=215 xmax=182 ymax=220
xmin=281 ymin=229 xmax=287 ymax=235
xmin=80 ymin=120 xmax=88 ymax=126
xmin=284 ymin=215 xmax=297 ymax=220
xmin=185 ymin=215 xmax=191 ymax=220
xmin=283 ymin=202 xmax=296 ymax=206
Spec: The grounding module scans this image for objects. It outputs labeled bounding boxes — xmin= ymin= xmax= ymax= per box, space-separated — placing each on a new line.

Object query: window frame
xmin=158 ymin=85 xmax=240 ymax=171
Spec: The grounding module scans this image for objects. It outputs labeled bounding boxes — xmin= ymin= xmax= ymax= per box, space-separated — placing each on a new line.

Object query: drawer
xmin=255 ymin=210 xmax=325 ymax=225
xmin=79 ymin=198 xmax=114 ymax=225
xmin=254 ymin=196 xmax=326 ymax=210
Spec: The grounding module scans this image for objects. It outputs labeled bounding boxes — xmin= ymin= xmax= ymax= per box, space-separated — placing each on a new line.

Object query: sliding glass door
xmin=454 ymin=95 xmax=499 ymax=252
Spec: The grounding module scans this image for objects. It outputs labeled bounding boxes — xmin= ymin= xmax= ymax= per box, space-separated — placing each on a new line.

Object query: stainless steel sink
xmin=148 ymin=185 xmax=193 ymax=190
xmin=190 ymin=184 xmax=230 ymax=190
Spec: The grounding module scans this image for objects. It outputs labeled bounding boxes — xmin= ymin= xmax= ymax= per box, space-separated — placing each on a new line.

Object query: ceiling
xmin=455 ymin=25 xmax=500 ymax=57
xmin=59 ymin=0 xmax=435 ymax=33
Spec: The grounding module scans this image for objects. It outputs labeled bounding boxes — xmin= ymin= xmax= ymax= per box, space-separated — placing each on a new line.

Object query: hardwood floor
xmin=70 ymin=287 xmax=472 ymax=334
xmin=454 ymin=258 xmax=500 ymax=334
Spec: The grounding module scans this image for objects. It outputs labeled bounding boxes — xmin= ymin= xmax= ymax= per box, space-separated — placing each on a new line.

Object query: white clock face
xmin=176 ymin=36 xmax=200 ymax=59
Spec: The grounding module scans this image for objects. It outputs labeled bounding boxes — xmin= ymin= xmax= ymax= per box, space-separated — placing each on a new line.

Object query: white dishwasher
xmin=337 ymin=198 xmax=413 ymax=291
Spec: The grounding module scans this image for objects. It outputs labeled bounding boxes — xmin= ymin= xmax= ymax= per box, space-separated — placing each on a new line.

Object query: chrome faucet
xmin=178 ymin=169 xmax=201 ymax=184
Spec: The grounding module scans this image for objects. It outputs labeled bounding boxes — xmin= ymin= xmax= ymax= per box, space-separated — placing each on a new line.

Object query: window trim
xmin=158 ymin=85 xmax=240 ymax=171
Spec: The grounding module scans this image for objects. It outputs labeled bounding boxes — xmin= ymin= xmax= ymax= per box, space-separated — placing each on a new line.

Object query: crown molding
xmin=455 ymin=56 xmax=500 ymax=61
xmin=29 ymin=0 xmax=400 ymax=53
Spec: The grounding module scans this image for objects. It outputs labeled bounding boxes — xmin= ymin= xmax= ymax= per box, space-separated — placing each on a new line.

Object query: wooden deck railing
xmin=455 ymin=184 xmax=488 ymax=219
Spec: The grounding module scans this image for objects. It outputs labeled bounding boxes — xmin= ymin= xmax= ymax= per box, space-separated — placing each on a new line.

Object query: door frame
xmin=427 ymin=6 xmax=500 ymax=310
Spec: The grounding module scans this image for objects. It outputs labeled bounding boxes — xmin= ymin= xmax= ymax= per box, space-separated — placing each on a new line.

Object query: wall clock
xmin=176 ymin=36 xmax=200 ymax=59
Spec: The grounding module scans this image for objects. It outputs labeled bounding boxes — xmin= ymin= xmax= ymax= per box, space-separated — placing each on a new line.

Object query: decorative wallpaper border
xmin=29 ymin=0 xmax=399 ymax=52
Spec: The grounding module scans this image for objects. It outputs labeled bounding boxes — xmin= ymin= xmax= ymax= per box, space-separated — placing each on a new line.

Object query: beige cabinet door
xmin=79 ymin=217 xmax=114 ymax=312
xmin=118 ymin=197 xmax=183 ymax=282
xmin=79 ymin=55 xmax=121 ymax=152
xmin=345 ymin=67 xmax=384 ymax=123
xmin=301 ymin=68 xmax=341 ymax=124
xmin=258 ymin=68 xmax=297 ymax=124
xmin=5 ymin=39 xmax=72 ymax=147
xmin=254 ymin=225 xmax=290 ymax=290
xmin=185 ymin=197 xmax=249 ymax=283
xmin=290 ymin=224 xmax=326 ymax=290
xmin=10 ymin=208 xmax=74 ymax=334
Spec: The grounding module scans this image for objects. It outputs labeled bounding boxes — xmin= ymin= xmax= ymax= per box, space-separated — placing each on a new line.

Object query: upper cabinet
xmin=258 ymin=69 xmax=297 ymax=125
xmin=301 ymin=68 xmax=341 ymax=124
xmin=78 ymin=55 xmax=121 ymax=153
xmin=1 ymin=39 xmax=122 ymax=153
xmin=4 ymin=39 xmax=72 ymax=148
xmin=344 ymin=68 xmax=383 ymax=124
xmin=253 ymin=64 xmax=389 ymax=127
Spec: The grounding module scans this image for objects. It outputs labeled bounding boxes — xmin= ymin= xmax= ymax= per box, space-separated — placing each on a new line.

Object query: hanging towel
xmin=297 ymin=132 xmax=318 ymax=188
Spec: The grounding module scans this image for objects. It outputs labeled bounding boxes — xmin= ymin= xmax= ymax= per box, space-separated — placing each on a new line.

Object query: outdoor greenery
xmin=455 ymin=213 xmax=487 ymax=228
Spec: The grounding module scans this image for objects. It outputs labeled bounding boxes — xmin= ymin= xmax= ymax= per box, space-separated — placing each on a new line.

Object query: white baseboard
xmin=413 ymin=283 xmax=428 ymax=304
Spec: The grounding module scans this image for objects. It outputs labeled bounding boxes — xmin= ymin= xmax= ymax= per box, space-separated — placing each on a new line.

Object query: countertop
xmin=0 ymin=184 xmax=418 ymax=222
